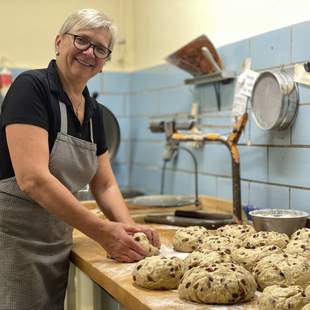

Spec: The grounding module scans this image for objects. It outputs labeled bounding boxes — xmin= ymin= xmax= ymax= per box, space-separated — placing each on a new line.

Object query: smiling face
xmin=55 ymin=27 xmax=111 ymax=84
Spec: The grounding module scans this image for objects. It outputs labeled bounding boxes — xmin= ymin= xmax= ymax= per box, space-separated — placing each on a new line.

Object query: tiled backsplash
xmin=5 ymin=20 xmax=310 ymax=213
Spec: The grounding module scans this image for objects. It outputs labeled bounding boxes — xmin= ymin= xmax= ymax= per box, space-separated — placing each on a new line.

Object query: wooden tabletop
xmin=71 ymin=203 xmax=259 ymax=310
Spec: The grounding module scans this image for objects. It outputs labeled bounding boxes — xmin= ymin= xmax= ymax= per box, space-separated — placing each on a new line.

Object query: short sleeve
xmin=1 ymin=73 xmax=49 ymax=131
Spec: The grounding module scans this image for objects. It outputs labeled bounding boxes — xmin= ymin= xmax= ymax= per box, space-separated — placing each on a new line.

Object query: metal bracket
xmin=185 ymin=71 xmax=236 ymax=111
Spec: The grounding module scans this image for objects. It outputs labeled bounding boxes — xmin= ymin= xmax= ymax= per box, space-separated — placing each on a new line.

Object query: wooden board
xmin=165 ymin=34 xmax=224 ymax=77
xmin=71 ymin=225 xmax=258 ymax=310
xmin=82 ymin=196 xmax=233 ymax=215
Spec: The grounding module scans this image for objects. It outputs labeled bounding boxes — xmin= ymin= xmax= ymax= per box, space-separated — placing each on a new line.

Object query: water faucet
xmin=149 ymin=119 xmax=200 ymax=206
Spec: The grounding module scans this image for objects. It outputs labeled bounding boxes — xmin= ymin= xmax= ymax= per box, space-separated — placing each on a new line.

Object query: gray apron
xmin=0 ymin=101 xmax=98 ymax=310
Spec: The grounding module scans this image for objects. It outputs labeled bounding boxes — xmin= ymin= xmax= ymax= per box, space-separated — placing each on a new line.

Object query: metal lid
xmin=251 ymin=71 xmax=298 ymax=130
xmin=101 ymin=105 xmax=121 ymax=160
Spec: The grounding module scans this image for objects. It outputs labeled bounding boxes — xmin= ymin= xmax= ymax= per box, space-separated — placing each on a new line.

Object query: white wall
xmin=0 ymin=0 xmax=134 ymax=71
xmin=1 ymin=0 xmax=310 ymax=71
xmin=132 ymin=0 xmax=310 ymax=70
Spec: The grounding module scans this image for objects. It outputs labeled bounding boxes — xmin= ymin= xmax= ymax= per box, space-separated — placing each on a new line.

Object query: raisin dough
xmin=253 ymin=253 xmax=310 ymax=290
xmin=291 ymin=228 xmax=310 ymax=242
xmin=285 ymin=240 xmax=310 ymax=259
xmin=132 ymin=256 xmax=184 ymax=290
xmin=133 ymin=232 xmax=159 ymax=256
xmin=183 ymin=249 xmax=232 ymax=272
xmin=232 ymin=244 xmax=282 ymax=271
xmin=198 ymin=235 xmax=239 ymax=253
xmin=242 ymin=231 xmax=289 ymax=248
xmin=178 ymin=263 xmax=257 ymax=304
xmin=172 ymin=226 xmax=211 ymax=252
xmin=217 ymin=224 xmax=255 ymax=240
xmin=306 ymin=284 xmax=310 ymax=298
xmin=258 ymin=285 xmax=309 ymax=310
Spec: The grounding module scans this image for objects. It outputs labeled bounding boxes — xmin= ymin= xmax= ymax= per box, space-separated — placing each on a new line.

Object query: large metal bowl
xmin=249 ymin=209 xmax=309 ymax=236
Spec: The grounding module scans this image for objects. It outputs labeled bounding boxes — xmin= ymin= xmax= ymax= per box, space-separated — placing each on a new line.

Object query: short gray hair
xmin=59 ymin=8 xmax=117 ymax=50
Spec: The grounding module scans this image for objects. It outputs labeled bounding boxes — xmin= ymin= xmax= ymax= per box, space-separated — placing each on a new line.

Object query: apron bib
xmin=0 ymin=101 xmax=97 ymax=310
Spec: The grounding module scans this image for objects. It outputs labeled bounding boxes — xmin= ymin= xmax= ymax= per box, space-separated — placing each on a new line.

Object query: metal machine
xmin=147 ymin=113 xmax=248 ymax=224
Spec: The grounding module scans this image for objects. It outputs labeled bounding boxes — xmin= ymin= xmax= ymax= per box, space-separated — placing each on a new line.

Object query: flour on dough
xmin=132 ymin=256 xmax=184 ymax=290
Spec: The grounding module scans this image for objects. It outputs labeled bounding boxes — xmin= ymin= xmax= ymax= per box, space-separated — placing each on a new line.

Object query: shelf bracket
xmin=185 ymin=70 xmax=236 ymax=111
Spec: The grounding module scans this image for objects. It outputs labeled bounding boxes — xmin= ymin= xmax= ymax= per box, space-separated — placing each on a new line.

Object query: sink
xmin=126 ymin=195 xmax=196 ymax=208
xmin=76 ymin=190 xmax=94 ymax=201
xmin=76 ymin=188 xmax=145 ymax=201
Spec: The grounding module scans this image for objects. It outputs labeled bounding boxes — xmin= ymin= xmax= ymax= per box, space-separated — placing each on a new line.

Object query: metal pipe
xmin=160 ymin=144 xmax=200 ymax=206
xmin=179 ymin=146 xmax=200 ymax=207
xmin=160 ymin=161 xmax=167 ymax=195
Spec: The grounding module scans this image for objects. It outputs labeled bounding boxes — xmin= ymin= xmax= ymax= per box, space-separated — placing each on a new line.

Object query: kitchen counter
xmin=70 ymin=197 xmax=259 ymax=310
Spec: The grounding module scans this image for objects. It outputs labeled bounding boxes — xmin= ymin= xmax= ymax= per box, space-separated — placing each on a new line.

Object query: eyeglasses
xmin=65 ymin=33 xmax=112 ymax=60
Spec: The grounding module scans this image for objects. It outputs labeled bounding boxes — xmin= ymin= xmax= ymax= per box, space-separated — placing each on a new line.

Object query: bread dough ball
xmin=178 ymin=263 xmax=257 ymax=304
xmin=305 ymin=284 xmax=310 ymax=298
xmin=217 ymin=224 xmax=255 ymax=240
xmin=198 ymin=235 xmax=239 ymax=253
xmin=291 ymin=228 xmax=310 ymax=242
xmin=183 ymin=249 xmax=232 ymax=272
xmin=133 ymin=232 xmax=159 ymax=257
xmin=258 ymin=285 xmax=309 ymax=310
xmin=253 ymin=253 xmax=310 ymax=290
xmin=301 ymin=304 xmax=310 ymax=310
xmin=242 ymin=231 xmax=289 ymax=249
xmin=285 ymin=240 xmax=310 ymax=259
xmin=132 ymin=256 xmax=184 ymax=290
xmin=172 ymin=226 xmax=211 ymax=252
xmin=232 ymin=244 xmax=283 ymax=271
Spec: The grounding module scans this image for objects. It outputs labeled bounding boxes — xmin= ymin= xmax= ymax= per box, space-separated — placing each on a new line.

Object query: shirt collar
xmin=46 ymin=59 xmax=96 ymax=116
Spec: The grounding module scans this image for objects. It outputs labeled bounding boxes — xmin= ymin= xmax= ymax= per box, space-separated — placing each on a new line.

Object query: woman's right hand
xmin=98 ymin=221 xmax=148 ymax=263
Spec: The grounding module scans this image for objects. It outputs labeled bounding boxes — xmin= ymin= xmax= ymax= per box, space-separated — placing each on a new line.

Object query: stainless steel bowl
xmin=249 ymin=209 xmax=309 ymax=236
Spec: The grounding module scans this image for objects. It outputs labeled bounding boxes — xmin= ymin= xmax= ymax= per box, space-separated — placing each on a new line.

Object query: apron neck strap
xmin=59 ymin=101 xmax=68 ymax=134
xmin=89 ymin=118 xmax=94 ymax=143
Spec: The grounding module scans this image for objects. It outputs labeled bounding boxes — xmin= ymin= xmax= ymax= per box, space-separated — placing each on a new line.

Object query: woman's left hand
xmin=126 ymin=224 xmax=161 ymax=249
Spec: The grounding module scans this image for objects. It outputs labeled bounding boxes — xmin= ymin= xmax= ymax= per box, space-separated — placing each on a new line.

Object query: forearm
xmin=91 ymin=183 xmax=135 ymax=224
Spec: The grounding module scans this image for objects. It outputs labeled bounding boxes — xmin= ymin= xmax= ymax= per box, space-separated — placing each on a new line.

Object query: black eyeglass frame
xmin=65 ymin=32 xmax=112 ymax=60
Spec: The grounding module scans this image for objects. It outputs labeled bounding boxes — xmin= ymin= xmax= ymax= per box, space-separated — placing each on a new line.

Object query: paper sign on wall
xmin=232 ymin=69 xmax=259 ymax=118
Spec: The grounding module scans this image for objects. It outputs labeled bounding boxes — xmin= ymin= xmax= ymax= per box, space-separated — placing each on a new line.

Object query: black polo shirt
xmin=0 ymin=60 xmax=107 ymax=180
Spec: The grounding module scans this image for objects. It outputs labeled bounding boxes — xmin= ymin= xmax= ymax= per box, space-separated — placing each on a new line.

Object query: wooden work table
xmin=71 ymin=197 xmax=259 ymax=310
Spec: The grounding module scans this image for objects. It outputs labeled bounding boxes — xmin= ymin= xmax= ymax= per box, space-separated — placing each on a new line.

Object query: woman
xmin=0 ymin=8 xmax=160 ymax=310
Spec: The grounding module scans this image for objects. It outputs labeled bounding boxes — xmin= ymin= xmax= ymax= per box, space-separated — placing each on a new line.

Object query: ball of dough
xmin=183 ymin=249 xmax=232 ymax=272
xmin=217 ymin=224 xmax=255 ymax=240
xmin=305 ymin=284 xmax=310 ymax=298
xmin=132 ymin=256 xmax=184 ymax=290
xmin=242 ymin=231 xmax=289 ymax=249
xmin=258 ymin=285 xmax=309 ymax=310
xmin=232 ymin=244 xmax=283 ymax=271
xmin=198 ymin=235 xmax=239 ymax=253
xmin=301 ymin=304 xmax=310 ymax=310
xmin=285 ymin=240 xmax=310 ymax=259
xmin=253 ymin=253 xmax=310 ymax=290
xmin=172 ymin=226 xmax=211 ymax=252
xmin=291 ymin=228 xmax=310 ymax=242
xmin=133 ymin=232 xmax=159 ymax=257
xmin=178 ymin=263 xmax=257 ymax=304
